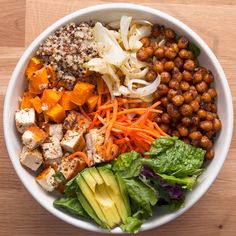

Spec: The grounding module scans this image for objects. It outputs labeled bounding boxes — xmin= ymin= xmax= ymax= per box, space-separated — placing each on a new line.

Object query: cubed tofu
xmin=45 ymin=123 xmax=63 ymax=141
xmin=61 ymin=130 xmax=86 ymax=153
xmin=15 ymin=108 xmax=36 ymax=133
xmin=41 ymin=136 xmax=63 ymax=161
xmin=22 ymin=126 xmax=47 ymax=150
xmin=19 ymin=146 xmax=43 ymax=171
xmin=63 ymin=111 xmax=91 ymax=132
xmin=60 ymin=156 xmax=86 ymax=180
xmin=36 ymin=166 xmax=58 ymax=192
xmin=85 ymin=129 xmax=106 ymax=166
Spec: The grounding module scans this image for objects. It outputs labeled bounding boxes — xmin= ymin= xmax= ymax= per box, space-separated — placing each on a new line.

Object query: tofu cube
xmin=15 ymin=108 xmax=36 ymax=133
xmin=19 ymin=146 xmax=43 ymax=171
xmin=22 ymin=126 xmax=47 ymax=150
xmin=61 ymin=130 xmax=86 ymax=153
xmin=60 ymin=156 xmax=86 ymax=180
xmin=41 ymin=137 xmax=63 ymax=161
xmin=45 ymin=123 xmax=63 ymax=141
xmin=36 ymin=166 xmax=58 ymax=192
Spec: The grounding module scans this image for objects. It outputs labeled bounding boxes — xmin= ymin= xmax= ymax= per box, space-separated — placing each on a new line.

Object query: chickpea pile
xmin=137 ymin=24 xmax=222 ymax=159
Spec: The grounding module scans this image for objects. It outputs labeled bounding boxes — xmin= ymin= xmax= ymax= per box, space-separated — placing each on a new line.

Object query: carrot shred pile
xmin=86 ymin=80 xmax=167 ymax=155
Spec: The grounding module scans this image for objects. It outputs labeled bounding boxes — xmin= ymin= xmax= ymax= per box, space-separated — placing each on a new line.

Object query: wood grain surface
xmin=0 ymin=0 xmax=236 ymax=235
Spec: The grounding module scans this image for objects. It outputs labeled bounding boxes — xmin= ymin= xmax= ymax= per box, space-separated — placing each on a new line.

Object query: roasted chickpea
xmin=161 ymin=113 xmax=171 ymax=124
xmin=137 ymin=48 xmax=149 ymax=61
xmin=182 ymin=138 xmax=191 ymax=144
xmin=206 ymin=149 xmax=214 ymax=159
xmin=187 ymin=51 xmax=194 ymax=59
xmin=180 ymin=81 xmax=190 ymax=91
xmin=205 ymin=112 xmax=214 ymax=121
xmin=157 ymin=84 xmax=169 ymax=96
xmin=154 ymin=47 xmax=165 ymax=59
xmin=153 ymin=60 xmax=164 ymax=73
xmin=165 ymin=48 xmax=177 ymax=59
xmin=205 ymin=130 xmax=215 ymax=139
xmin=161 ymin=71 xmax=171 ymax=83
xmin=200 ymin=136 xmax=213 ymax=149
xmin=153 ymin=91 xmax=161 ymax=100
xmin=182 ymin=70 xmax=193 ymax=81
xmin=191 ymin=116 xmax=200 ymax=126
xmin=191 ymin=139 xmax=200 ymax=147
xmin=164 ymin=28 xmax=176 ymax=40
xmin=172 ymin=95 xmax=184 ymax=106
xmin=208 ymin=88 xmax=217 ymax=98
xmin=151 ymin=24 xmax=162 ymax=37
xmin=183 ymin=59 xmax=196 ymax=71
xmin=140 ymin=37 xmax=150 ymax=47
xmin=174 ymin=57 xmax=183 ymax=68
xmin=201 ymin=92 xmax=211 ymax=103
xmin=193 ymin=71 xmax=203 ymax=84
xmin=172 ymin=68 xmax=183 ymax=82
xmin=164 ymin=61 xmax=175 ymax=71
xmin=189 ymin=127 xmax=197 ymax=133
xmin=150 ymin=41 xmax=158 ymax=51
xmin=205 ymin=103 xmax=212 ymax=111
xmin=156 ymin=116 xmax=162 ymax=124
xmin=181 ymin=117 xmax=192 ymax=126
xmin=189 ymin=131 xmax=202 ymax=140
xmin=213 ymin=118 xmax=222 ymax=130
xmin=169 ymin=79 xmax=180 ymax=90
xmin=167 ymin=89 xmax=178 ymax=100
xmin=189 ymin=86 xmax=198 ymax=98
xmin=145 ymin=70 xmax=156 ymax=82
xmin=160 ymin=123 xmax=170 ymax=133
xmin=170 ymin=43 xmax=179 ymax=53
xmin=203 ymin=72 xmax=214 ymax=84
xmin=211 ymin=103 xmax=217 ymax=113
xmin=196 ymin=81 xmax=208 ymax=94
xmin=199 ymin=120 xmax=213 ymax=132
xmin=160 ymin=96 xmax=168 ymax=107
xmin=179 ymin=49 xmax=189 ymax=59
xmin=171 ymin=130 xmax=180 ymax=137
xmin=177 ymin=125 xmax=189 ymax=137
xmin=180 ymin=104 xmax=193 ymax=116
xmin=178 ymin=36 xmax=189 ymax=49
xmin=190 ymin=100 xmax=200 ymax=112
xmin=145 ymin=47 xmax=154 ymax=56
xmin=183 ymin=91 xmax=193 ymax=103
xmin=167 ymin=103 xmax=181 ymax=118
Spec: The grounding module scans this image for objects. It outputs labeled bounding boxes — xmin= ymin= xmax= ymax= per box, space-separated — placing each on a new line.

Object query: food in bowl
xmin=14 ymin=16 xmax=221 ymax=233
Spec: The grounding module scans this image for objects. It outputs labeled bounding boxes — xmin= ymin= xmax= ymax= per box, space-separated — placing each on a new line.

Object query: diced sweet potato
xmin=46 ymin=65 xmax=58 ymax=87
xmin=30 ymin=96 xmax=42 ymax=113
xmin=46 ymin=104 xmax=66 ymax=123
xmin=28 ymin=67 xmax=49 ymax=94
xmin=41 ymin=89 xmax=63 ymax=109
xmin=60 ymin=91 xmax=77 ymax=111
xmin=86 ymin=94 xmax=98 ymax=112
xmin=25 ymin=57 xmax=43 ymax=79
xmin=71 ymin=82 xmax=95 ymax=106
xmin=20 ymin=92 xmax=34 ymax=109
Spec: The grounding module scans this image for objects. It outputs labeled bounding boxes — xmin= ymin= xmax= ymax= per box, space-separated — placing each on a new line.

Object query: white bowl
xmin=3 ymin=3 xmax=234 ymax=233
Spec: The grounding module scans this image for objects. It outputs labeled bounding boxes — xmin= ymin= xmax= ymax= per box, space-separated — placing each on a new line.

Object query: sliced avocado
xmin=87 ymin=167 xmax=121 ymax=227
xmin=98 ymin=167 xmax=129 ymax=223
xmin=116 ymin=174 xmax=131 ymax=217
xmin=76 ymin=174 xmax=107 ymax=225
xmin=76 ymin=189 xmax=107 ymax=228
xmin=81 ymin=169 xmax=97 ymax=193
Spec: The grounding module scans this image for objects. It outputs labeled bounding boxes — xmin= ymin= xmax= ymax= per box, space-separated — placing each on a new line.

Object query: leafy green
xmin=187 ymin=41 xmax=200 ymax=57
xmin=53 ymin=197 xmax=88 ymax=217
xmin=157 ymin=173 xmax=198 ymax=190
xmin=64 ymin=175 xmax=78 ymax=196
xmin=112 ymin=152 xmax=142 ymax=178
xmin=120 ymin=216 xmax=143 ymax=234
xmin=76 ymin=189 xmax=108 ymax=228
xmin=144 ymin=136 xmax=205 ymax=178
xmin=53 ymin=171 xmax=66 ymax=183
xmin=122 ymin=178 xmax=157 ymax=217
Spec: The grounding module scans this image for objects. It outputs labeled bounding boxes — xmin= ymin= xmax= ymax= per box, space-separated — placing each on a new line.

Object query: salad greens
xmin=54 ymin=136 xmax=206 ymax=233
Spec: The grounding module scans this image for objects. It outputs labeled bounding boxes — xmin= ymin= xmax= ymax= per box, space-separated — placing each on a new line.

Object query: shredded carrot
xmin=67 ymin=151 xmax=90 ymax=166
xmin=79 ymin=106 xmax=91 ymax=121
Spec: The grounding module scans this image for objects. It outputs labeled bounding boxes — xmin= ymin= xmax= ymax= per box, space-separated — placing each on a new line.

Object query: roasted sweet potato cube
xmin=30 ymin=96 xmax=42 ymax=113
xmin=20 ymin=91 xmax=34 ymax=109
xmin=25 ymin=57 xmax=43 ymax=79
xmin=86 ymin=94 xmax=98 ymax=112
xmin=60 ymin=91 xmax=77 ymax=111
xmin=46 ymin=104 xmax=66 ymax=123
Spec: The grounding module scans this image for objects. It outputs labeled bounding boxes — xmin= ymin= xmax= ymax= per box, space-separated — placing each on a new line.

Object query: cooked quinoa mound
xmin=36 ymin=22 xmax=98 ymax=89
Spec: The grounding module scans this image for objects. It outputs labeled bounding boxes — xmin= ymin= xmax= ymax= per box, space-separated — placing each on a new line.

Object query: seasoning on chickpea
xmin=181 ymin=117 xmax=192 ymax=126
xmin=189 ymin=131 xmax=202 ymax=140
xmin=164 ymin=28 xmax=176 ymax=40
xmin=208 ymin=88 xmax=217 ymax=98
xmin=164 ymin=61 xmax=175 ymax=71
xmin=154 ymin=47 xmax=165 ymax=59
xmin=167 ymin=89 xmax=178 ymax=100
xmin=182 ymin=70 xmax=193 ymax=81
xmin=153 ymin=60 xmax=164 ymax=73
xmin=151 ymin=24 xmax=162 ymax=38
xmin=157 ymin=84 xmax=169 ymax=96
xmin=172 ymin=95 xmax=184 ymax=106
xmin=140 ymin=37 xmax=150 ymax=47
xmin=199 ymin=120 xmax=213 ymax=132
xmin=161 ymin=113 xmax=171 ymax=124
xmin=180 ymin=81 xmax=190 ymax=91
xmin=180 ymin=104 xmax=193 ymax=116
xmin=178 ymin=36 xmax=189 ymax=49
xmin=161 ymin=71 xmax=171 ymax=83
xmin=136 ymin=48 xmax=149 ymax=61
xmin=174 ymin=57 xmax=184 ymax=68
xmin=196 ymin=81 xmax=208 ymax=94
xmin=169 ymin=79 xmax=180 ymax=90
xmin=145 ymin=70 xmax=156 ymax=82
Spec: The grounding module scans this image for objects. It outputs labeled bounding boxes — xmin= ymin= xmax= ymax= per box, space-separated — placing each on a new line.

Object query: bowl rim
xmin=3 ymin=3 xmax=234 ymax=233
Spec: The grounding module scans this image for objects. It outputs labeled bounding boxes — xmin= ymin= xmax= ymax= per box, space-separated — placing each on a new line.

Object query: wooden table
xmin=0 ymin=0 xmax=236 ymax=235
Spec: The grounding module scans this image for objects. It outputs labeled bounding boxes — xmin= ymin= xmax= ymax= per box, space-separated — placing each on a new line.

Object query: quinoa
xmin=36 ymin=22 xmax=98 ymax=90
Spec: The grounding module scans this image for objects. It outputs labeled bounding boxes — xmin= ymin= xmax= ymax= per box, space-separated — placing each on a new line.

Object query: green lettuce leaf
xmin=112 ymin=151 xmax=142 ymax=178
xmin=144 ymin=136 xmax=205 ymax=178
xmin=120 ymin=216 xmax=143 ymax=234
xmin=53 ymin=197 xmax=88 ymax=218
xmin=64 ymin=175 xmax=78 ymax=196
